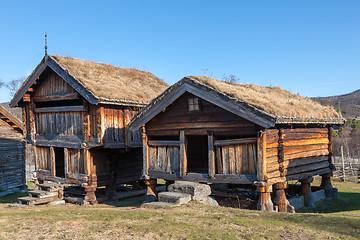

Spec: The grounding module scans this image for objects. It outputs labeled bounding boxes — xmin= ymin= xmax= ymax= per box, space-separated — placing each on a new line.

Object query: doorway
xmin=54 ymin=147 xmax=65 ymax=178
xmin=186 ymin=135 xmax=208 ymax=173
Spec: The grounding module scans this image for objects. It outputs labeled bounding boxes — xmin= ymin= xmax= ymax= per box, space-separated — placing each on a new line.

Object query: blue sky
xmin=0 ymin=1 xmax=359 ymax=103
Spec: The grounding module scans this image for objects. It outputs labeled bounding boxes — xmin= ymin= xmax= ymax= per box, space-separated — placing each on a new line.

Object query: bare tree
xmin=6 ymin=77 xmax=25 ymax=97
xmin=222 ymin=74 xmax=239 ymax=84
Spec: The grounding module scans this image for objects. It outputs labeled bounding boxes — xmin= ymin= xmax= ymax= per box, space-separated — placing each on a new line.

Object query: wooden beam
xmin=34 ymin=105 xmax=84 ymax=113
xmin=148 ymin=140 xmax=180 ymax=147
xmin=208 ymin=133 xmax=215 ymax=178
xmin=50 ymin=146 xmax=55 ymax=177
xmin=214 ymin=137 xmax=257 ymax=146
xmin=33 ymin=93 xmax=79 ymax=102
xmin=179 ymin=130 xmax=187 ymax=177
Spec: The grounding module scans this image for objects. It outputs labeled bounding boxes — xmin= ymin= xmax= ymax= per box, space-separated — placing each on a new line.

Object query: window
xmin=188 ymin=97 xmax=200 ymax=112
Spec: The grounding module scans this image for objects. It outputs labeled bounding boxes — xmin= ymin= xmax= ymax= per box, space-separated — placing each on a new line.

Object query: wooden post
xmin=257 ymin=185 xmax=274 ymax=211
xmin=341 ymin=146 xmax=345 ymax=182
xmin=64 ymin=148 xmax=68 ymax=177
xmin=50 ymin=146 xmax=55 ymax=177
xmin=180 ymin=130 xmax=187 ymax=178
xmin=142 ymin=125 xmax=149 ymax=176
xmin=85 ymin=184 xmax=98 ymax=205
xmin=300 ymin=177 xmax=315 ymax=208
xmin=84 ymin=149 xmax=92 ymax=175
xmin=327 ymin=126 xmax=333 ymax=163
xmin=83 ymin=102 xmax=91 ymax=144
xmin=208 ymin=133 xmax=215 ymax=178
xmin=320 ymin=172 xmax=338 ymax=198
xmin=257 ymin=130 xmax=267 ymax=182
xmin=144 ymin=178 xmax=157 ymax=202
xmin=274 ymin=182 xmax=295 ymax=213
xmin=96 ymin=106 xmax=103 ymax=144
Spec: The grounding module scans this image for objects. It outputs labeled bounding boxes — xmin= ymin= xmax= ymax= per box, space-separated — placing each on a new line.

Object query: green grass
xmin=0 ymin=181 xmax=359 ymax=239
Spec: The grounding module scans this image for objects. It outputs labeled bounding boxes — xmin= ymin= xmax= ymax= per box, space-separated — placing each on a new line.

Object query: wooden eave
xmin=10 ymin=55 xmax=99 ymax=107
xmin=129 ymin=77 xmax=278 ymax=131
xmin=0 ymin=105 xmax=24 ymax=133
xmin=275 ymin=117 xmax=345 ymax=125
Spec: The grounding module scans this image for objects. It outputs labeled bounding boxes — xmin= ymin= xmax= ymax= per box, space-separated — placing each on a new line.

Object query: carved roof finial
xmin=45 ymin=32 xmax=48 ymax=56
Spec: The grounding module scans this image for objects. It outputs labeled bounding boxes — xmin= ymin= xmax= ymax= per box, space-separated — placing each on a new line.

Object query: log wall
xmin=0 ymin=120 xmax=25 ymax=190
xmin=266 ymin=128 xmax=331 ymax=183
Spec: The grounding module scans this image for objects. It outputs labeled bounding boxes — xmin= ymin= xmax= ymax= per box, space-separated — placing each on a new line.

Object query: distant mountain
xmin=312 ymin=89 xmax=360 ymax=119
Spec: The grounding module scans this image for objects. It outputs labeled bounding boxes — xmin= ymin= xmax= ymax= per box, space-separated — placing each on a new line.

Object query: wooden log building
xmin=10 ymin=54 xmax=168 ymax=203
xmin=0 ymin=105 xmax=25 ymax=191
xmin=129 ymin=76 xmax=344 ymax=211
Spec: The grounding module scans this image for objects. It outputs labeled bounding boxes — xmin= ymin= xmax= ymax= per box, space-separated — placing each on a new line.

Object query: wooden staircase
xmin=10 ymin=182 xmax=63 ymax=207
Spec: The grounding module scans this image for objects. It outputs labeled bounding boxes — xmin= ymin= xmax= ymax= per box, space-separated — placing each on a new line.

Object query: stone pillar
xmin=300 ymin=177 xmax=315 ymax=208
xmin=320 ymin=173 xmax=338 ymax=198
xmin=257 ymin=185 xmax=274 ymax=211
xmin=274 ymin=182 xmax=295 ymax=213
xmin=144 ymin=178 xmax=157 ymax=202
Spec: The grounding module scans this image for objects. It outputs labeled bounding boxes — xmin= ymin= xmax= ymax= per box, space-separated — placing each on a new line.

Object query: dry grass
xmin=188 ymin=76 xmax=341 ymax=119
xmin=51 ymin=55 xmax=169 ymax=104
xmin=0 ymin=181 xmax=359 ymax=239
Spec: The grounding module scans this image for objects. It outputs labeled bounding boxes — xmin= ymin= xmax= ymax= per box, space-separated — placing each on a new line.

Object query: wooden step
xmin=18 ymin=195 xmax=60 ymax=205
xmin=37 ymin=183 xmax=62 ymax=192
xmin=29 ymin=190 xmax=58 ymax=198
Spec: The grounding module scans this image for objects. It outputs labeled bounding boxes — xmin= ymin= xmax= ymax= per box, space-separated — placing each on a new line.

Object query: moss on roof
xmin=188 ymin=76 xmax=341 ymax=119
xmin=51 ymin=55 xmax=169 ymax=104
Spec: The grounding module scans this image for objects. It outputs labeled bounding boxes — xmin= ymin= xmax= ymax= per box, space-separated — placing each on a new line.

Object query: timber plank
xmin=222 ymin=146 xmax=229 ymax=174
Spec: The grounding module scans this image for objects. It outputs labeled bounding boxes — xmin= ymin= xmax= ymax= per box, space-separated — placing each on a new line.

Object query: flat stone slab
xmin=142 ymin=202 xmax=180 ymax=208
xmin=48 ymin=200 xmax=66 ymax=206
xmin=9 ymin=203 xmax=28 ymax=208
xmin=168 ymin=181 xmax=211 ymax=201
xmin=289 ymin=196 xmax=304 ymax=210
xmin=158 ymin=192 xmax=191 ymax=205
xmin=312 ymin=190 xmax=326 ymax=202
xmin=196 ymin=196 xmax=219 ymax=206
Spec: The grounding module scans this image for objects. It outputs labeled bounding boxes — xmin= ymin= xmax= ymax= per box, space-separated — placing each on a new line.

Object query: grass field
xmin=0 ymin=180 xmax=359 ymax=240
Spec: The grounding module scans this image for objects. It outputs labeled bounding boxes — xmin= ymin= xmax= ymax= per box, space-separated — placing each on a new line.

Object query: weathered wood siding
xmin=35 ymin=112 xmax=84 ymax=136
xmin=67 ymin=149 xmax=85 ymax=174
xmin=35 ymin=146 xmax=51 ymax=171
xmin=215 ymin=142 xmax=257 ymax=175
xmin=101 ymin=107 xmax=141 ymax=145
xmin=0 ymin=120 xmax=25 ymax=190
xmin=148 ymin=145 xmax=180 ymax=173
xmin=34 ymin=72 xmax=76 ymax=97
xmin=146 ymin=92 xmax=258 ymax=136
xmin=266 ymin=128 xmax=330 ymax=181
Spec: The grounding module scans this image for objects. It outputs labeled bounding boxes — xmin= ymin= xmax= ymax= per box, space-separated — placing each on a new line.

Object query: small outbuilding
xmin=0 ymin=105 xmax=25 ymax=192
xmin=10 ymin=54 xmax=168 ymax=204
xmin=129 ymin=76 xmax=344 ymax=211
